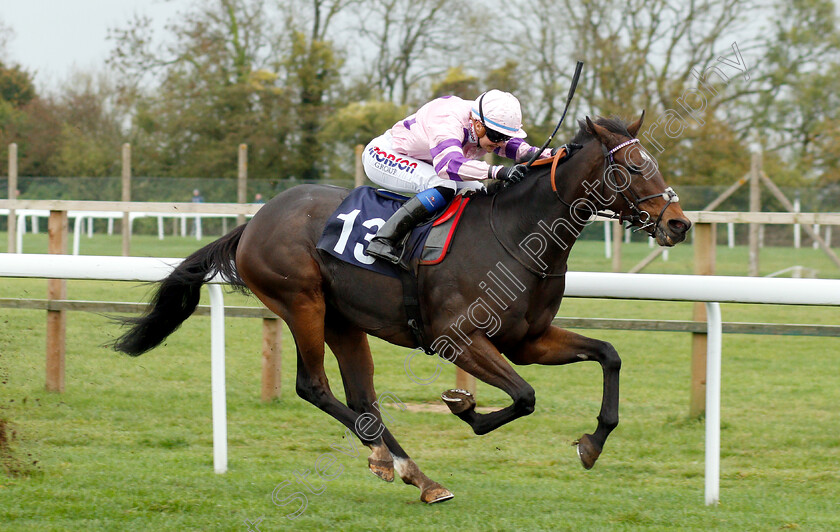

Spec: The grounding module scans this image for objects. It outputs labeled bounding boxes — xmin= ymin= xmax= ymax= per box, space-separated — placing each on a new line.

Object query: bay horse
xmin=113 ymin=113 xmax=691 ymax=503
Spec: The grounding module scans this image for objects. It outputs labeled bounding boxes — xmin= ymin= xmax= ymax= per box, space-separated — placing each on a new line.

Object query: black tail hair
xmin=112 ymin=224 xmax=248 ymax=356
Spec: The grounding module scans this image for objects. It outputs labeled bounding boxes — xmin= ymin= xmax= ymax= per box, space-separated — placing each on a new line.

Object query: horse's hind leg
xmin=256 ymin=291 xmax=383 ymax=448
xmin=239 ymin=252 xmax=450 ymax=501
xmin=325 ymin=323 xmax=453 ymax=504
xmin=325 ymin=323 xmax=393 ymax=482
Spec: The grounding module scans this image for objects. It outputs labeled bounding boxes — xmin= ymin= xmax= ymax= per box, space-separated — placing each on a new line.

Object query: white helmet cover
xmin=471 ymin=90 xmax=527 ymax=139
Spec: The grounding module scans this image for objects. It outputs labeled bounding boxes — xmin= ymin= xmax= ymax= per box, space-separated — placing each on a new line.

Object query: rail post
xmin=611 ymin=220 xmax=623 ymax=272
xmin=355 ymin=145 xmax=365 ymax=188
xmin=455 ymin=368 xmax=476 ymax=395
xmin=793 ymin=192 xmax=801 ymax=249
xmin=748 ymin=150 xmax=761 ymax=276
xmin=690 ymin=222 xmax=716 ymax=417
xmin=604 ymin=221 xmax=612 ymax=258
xmin=46 ymin=210 xmax=68 ymax=392
xmin=261 ymin=317 xmax=283 ymax=401
xmin=7 ymin=143 xmax=17 ymax=253
xmin=238 ymin=144 xmax=248 ymax=226
xmin=121 ymin=144 xmax=131 ymax=256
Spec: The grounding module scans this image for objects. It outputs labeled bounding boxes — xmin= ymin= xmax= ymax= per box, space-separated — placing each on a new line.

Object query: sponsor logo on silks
xmin=368 ymin=146 xmax=418 ymax=174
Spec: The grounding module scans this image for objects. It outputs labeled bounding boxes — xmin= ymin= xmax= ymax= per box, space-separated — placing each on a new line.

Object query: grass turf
xmin=1 ymin=231 xmax=839 ymax=531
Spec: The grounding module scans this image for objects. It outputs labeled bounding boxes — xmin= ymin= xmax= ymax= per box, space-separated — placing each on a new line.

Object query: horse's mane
xmin=570 ymin=116 xmax=631 ymax=145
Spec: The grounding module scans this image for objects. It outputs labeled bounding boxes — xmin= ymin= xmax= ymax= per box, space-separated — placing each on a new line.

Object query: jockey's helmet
xmin=471 ymin=90 xmax=527 ymax=140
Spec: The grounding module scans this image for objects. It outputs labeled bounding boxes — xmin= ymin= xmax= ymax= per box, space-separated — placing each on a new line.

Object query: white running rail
xmin=3 ymin=254 xmax=840 ymax=503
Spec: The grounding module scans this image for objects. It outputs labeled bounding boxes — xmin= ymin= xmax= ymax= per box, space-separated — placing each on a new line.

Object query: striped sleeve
xmin=430 ymin=137 xmax=491 ymax=182
xmin=502 ymin=138 xmax=552 ymax=163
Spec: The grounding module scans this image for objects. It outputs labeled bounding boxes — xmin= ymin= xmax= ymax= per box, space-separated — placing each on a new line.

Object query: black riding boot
xmin=366 ymin=196 xmax=436 ymax=264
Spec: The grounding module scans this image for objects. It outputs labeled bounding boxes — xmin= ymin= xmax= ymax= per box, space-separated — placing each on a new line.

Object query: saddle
xmin=316 ymin=186 xmax=471 ymax=355
xmin=316 ymin=186 xmax=471 ymax=278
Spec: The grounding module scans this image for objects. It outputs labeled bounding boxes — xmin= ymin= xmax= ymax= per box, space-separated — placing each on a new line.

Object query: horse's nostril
xmin=668 ymin=219 xmax=690 ymax=234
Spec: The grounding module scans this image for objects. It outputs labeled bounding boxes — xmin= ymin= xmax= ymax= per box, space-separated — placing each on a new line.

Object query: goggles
xmin=484 ymin=127 xmax=511 ymax=143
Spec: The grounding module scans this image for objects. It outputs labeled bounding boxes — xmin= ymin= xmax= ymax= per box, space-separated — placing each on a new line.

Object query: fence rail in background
xmin=0 ymin=199 xmax=262 ymax=213
xmin=0 ymin=200 xmax=265 ymax=255
xmin=0 ymin=208 xmax=256 ymax=254
xmin=3 ymin=253 xmax=840 ymax=506
xmin=3 ymin=201 xmax=839 ymax=413
xmin=0 ymin=254 xmax=232 ymax=474
xmin=4 ymin=199 xmax=840 ymax=265
xmin=4 ymin=199 xmax=840 ymax=222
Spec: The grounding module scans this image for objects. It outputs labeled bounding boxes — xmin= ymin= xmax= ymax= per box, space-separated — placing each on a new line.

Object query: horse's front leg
xmin=510 ymin=325 xmax=621 ymax=470
xmin=440 ymin=335 xmax=536 ymax=435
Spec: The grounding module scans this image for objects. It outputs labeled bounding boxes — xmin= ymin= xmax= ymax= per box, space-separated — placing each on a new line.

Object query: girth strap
xmin=397 ymin=267 xmax=435 ymax=355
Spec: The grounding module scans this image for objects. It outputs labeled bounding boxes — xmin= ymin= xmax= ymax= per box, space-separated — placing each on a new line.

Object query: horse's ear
xmin=585 ymin=116 xmax=612 ymax=145
xmin=627 ymin=110 xmax=646 ymax=137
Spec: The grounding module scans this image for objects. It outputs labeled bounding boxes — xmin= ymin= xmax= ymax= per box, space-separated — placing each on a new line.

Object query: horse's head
xmin=574 ymin=112 xmax=691 ymax=246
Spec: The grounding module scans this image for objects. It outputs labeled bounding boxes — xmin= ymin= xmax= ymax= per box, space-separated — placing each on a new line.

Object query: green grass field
xmin=1 ymin=232 xmax=839 ymax=531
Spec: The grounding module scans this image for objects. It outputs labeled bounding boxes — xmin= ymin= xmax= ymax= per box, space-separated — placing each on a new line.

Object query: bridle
xmin=550 ymin=138 xmax=680 ymax=234
xmin=488 ymin=135 xmax=681 ymax=279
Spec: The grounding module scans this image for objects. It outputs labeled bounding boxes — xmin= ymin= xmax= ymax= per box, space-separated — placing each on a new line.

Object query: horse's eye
xmin=628 ymin=165 xmax=642 ymax=175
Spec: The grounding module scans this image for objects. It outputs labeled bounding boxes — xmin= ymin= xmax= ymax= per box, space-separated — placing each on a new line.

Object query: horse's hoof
xmin=368 ymin=457 xmax=394 ymax=482
xmin=421 ymin=484 xmax=454 ymax=504
xmin=441 ymin=389 xmax=476 ymax=415
xmin=573 ymin=433 xmax=602 ymax=470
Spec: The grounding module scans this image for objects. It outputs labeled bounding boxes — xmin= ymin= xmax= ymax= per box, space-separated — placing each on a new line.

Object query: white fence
xmin=0 ymin=208 xmax=249 ymax=254
xmin=2 ymin=253 xmax=840 ymax=504
xmin=0 ymin=253 xmax=230 ymax=474
xmin=565 ymin=271 xmax=840 ymax=504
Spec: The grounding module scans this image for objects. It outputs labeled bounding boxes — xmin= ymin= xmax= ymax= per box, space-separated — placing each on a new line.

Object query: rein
xmin=487 ymin=150 xmax=573 ymax=278
xmin=489 ymin=191 xmax=568 ymax=279
xmin=489 ymin=137 xmax=680 ymax=277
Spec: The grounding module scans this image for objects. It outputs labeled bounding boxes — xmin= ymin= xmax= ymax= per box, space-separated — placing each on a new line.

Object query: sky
xmin=2 ymin=1 xmax=838 ymax=96
xmin=0 ymin=0 xmax=188 ymax=91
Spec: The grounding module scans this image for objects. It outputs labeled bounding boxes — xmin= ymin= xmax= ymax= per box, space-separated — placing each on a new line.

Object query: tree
xmin=354 ymin=0 xmax=468 ymax=105
xmin=319 ymin=99 xmax=407 ymax=178
xmin=749 ymin=0 xmax=840 ymax=182
xmin=478 ymin=0 xmax=762 ymax=123
xmin=484 ymin=60 xmax=522 ymax=98
xmin=0 ymin=61 xmax=35 ymax=108
xmin=85 ymin=0 xmax=838 ymax=188
xmin=430 ymin=67 xmax=479 ymax=99
xmin=0 ymin=97 xmax=62 ymax=178
xmin=109 ymin=0 xmax=296 ymax=180
xmin=0 ymin=59 xmax=63 ymax=178
xmin=283 ymin=30 xmax=342 ymax=180
xmin=50 ymin=70 xmax=127 ymax=178
xmin=458 ymin=0 xmax=840 ymax=186
xmin=107 ymin=0 xmax=352 ymax=181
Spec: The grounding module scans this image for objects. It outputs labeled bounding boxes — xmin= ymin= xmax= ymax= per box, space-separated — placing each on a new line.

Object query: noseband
xmin=601 ymin=139 xmax=680 ymax=232
xmin=549 ymin=139 xmax=679 ymax=234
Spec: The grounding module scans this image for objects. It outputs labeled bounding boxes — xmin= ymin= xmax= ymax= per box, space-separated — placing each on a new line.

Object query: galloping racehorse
xmin=114 ymin=113 xmax=691 ymax=503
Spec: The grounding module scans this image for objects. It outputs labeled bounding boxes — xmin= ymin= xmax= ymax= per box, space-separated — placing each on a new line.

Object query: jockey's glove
xmin=495 ymin=164 xmax=527 ymax=184
xmin=552 ymin=143 xmax=584 ymax=163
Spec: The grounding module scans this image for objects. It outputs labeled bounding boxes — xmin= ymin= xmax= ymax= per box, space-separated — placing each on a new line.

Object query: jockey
xmin=363 ymin=89 xmax=554 ymax=264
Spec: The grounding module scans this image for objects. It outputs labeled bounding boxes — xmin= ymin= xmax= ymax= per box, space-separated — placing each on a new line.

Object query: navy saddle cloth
xmin=316 ymin=186 xmax=467 ymax=278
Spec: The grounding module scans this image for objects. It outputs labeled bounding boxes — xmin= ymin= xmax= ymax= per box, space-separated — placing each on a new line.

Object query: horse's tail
xmin=112 ymin=224 xmax=248 ymax=357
